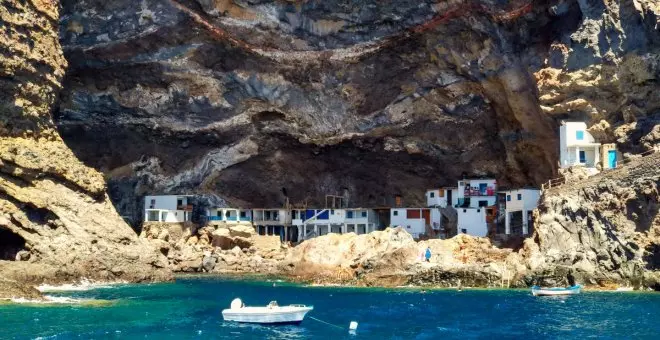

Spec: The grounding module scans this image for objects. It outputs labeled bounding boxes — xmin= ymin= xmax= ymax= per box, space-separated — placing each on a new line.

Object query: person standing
xmin=425 ymin=247 xmax=432 ymax=262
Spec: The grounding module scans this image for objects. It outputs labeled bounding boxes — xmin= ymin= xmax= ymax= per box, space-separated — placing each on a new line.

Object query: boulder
xmin=212 ymin=227 xmax=254 ymax=249
xmin=212 ymin=228 xmax=233 ymax=249
xmin=202 ymin=255 xmax=217 ymax=272
xmin=229 ymin=225 xmax=256 ymax=238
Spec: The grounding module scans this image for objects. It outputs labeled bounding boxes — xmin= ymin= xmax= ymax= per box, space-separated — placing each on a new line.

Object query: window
xmin=347 ymin=211 xmax=353 ymax=218
xmin=240 ymin=211 xmax=246 ymax=218
xmin=461 ymin=229 xmax=467 ymax=234
xmin=478 ymin=200 xmax=488 ymax=207
xmin=477 ymin=209 xmax=480 ymax=213
xmin=361 ymin=211 xmax=367 ymax=218
xmin=150 ymin=199 xmax=155 ymax=208
xmin=331 ymin=209 xmax=335 ymax=214
xmin=430 ymin=192 xmax=435 ymax=198
xmin=147 ymin=211 xmax=159 ymax=221
xmin=517 ymin=194 xmax=522 ymax=200
xmin=393 ymin=211 xmax=399 ymax=216
xmin=507 ymin=195 xmax=511 ymax=201
xmin=579 ymin=150 xmax=586 ymax=163
xmin=439 ymin=189 xmax=445 ymax=197
xmin=463 ymin=209 xmax=467 ymax=213
xmin=576 ymin=130 xmax=584 ymax=140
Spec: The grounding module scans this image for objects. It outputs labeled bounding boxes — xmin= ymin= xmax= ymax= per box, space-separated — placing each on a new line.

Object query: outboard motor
xmin=230 ymin=298 xmax=243 ymax=309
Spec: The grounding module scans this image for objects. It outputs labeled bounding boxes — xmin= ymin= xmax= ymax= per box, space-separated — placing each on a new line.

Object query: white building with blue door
xmin=559 ymin=121 xmax=601 ymax=169
xmin=559 ymin=121 xmax=619 ymax=170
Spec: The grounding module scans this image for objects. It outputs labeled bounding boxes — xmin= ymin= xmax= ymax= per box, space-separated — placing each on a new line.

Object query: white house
xmin=144 ymin=195 xmax=193 ymax=223
xmin=291 ymin=208 xmax=379 ymax=240
xmin=426 ymin=187 xmax=458 ymax=208
xmin=456 ymin=178 xmax=498 ymax=208
xmin=457 ymin=207 xmax=488 ymax=237
xmin=252 ymin=208 xmax=290 ymax=226
xmin=206 ymin=208 xmax=252 ymax=225
xmin=390 ymin=208 xmax=440 ymax=239
xmin=559 ymin=121 xmax=601 ymax=169
xmin=501 ymin=188 xmax=540 ymax=235
xmin=252 ymin=208 xmax=300 ymax=242
xmin=344 ymin=208 xmax=379 ymax=234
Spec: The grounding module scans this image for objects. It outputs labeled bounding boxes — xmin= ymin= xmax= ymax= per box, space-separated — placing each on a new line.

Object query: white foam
xmin=5 ymin=295 xmax=93 ymax=305
xmin=37 ymin=279 xmax=127 ymax=292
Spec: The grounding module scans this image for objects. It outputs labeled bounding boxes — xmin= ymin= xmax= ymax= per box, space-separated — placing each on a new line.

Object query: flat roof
xmin=499 ymin=188 xmax=540 ymax=193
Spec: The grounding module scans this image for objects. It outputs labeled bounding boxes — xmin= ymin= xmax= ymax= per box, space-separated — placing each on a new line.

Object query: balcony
xmin=207 ymin=216 xmax=222 ymax=221
xmin=177 ymin=205 xmax=193 ymax=211
xmin=239 ymin=216 xmax=251 ymax=222
xmin=464 ymin=187 xmax=495 ymax=197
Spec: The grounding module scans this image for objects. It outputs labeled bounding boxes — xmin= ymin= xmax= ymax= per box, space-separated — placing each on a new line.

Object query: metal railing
xmin=541 ymin=149 xmax=657 ymax=192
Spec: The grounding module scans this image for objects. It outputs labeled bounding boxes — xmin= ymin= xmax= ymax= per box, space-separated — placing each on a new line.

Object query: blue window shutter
xmin=579 ymin=151 xmax=586 ymax=163
xmin=576 ymin=131 xmax=584 ymax=140
xmin=517 ymin=194 xmax=522 ymax=200
xmin=507 ymin=195 xmax=511 ymax=201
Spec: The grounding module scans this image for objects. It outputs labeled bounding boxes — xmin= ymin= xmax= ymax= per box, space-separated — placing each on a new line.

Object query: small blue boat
xmin=531 ymin=285 xmax=581 ymax=296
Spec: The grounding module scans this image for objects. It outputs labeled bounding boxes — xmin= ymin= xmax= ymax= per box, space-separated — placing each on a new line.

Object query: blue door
xmin=579 ymin=150 xmax=586 ymax=163
xmin=608 ymin=150 xmax=617 ymax=168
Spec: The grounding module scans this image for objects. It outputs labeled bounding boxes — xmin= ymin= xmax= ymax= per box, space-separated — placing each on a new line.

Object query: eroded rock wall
xmin=0 ymin=0 xmax=171 ymax=297
xmin=528 ymin=152 xmax=660 ymax=288
xmin=55 ymin=0 xmax=567 ymax=220
xmin=535 ymin=0 xmax=660 ymax=153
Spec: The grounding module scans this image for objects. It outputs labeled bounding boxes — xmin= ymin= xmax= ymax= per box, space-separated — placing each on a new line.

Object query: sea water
xmin=1 ymin=276 xmax=659 ymax=339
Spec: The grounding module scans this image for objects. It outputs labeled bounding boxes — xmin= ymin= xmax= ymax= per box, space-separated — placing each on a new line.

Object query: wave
xmin=4 ymin=295 xmax=114 ymax=306
xmin=37 ymin=279 xmax=127 ymax=292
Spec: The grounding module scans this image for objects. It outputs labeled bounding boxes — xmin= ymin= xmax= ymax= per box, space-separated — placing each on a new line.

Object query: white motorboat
xmin=222 ymin=298 xmax=313 ymax=324
xmin=531 ymin=285 xmax=581 ymax=296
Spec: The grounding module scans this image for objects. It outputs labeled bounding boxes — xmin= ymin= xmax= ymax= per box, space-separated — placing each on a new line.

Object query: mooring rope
xmin=308 ymin=316 xmax=345 ymax=330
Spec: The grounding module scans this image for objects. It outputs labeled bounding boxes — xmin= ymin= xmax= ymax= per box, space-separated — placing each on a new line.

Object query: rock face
xmin=0 ymin=0 xmax=171 ymax=298
xmin=281 ymin=228 xmax=521 ymax=287
xmin=528 ymin=152 xmax=660 ymax=289
xmin=53 ymin=0 xmax=580 ymax=219
xmin=535 ymin=0 xmax=660 ymax=154
xmin=141 ymin=222 xmax=285 ymax=273
xmin=53 ymin=0 xmax=659 ymax=222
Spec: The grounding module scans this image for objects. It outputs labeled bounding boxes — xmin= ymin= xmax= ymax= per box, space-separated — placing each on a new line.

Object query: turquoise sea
xmin=1 ymin=276 xmax=659 ymax=339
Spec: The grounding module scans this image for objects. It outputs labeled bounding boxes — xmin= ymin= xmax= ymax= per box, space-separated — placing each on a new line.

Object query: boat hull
xmin=531 ymin=285 xmax=581 ymax=296
xmin=222 ymin=306 xmax=313 ymax=324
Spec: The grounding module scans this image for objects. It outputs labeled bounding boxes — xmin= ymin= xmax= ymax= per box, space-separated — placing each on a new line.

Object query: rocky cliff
xmin=53 ymin=0 xmax=567 ymax=219
xmin=0 ymin=0 xmax=171 ymax=299
xmin=54 ymin=0 xmax=659 ymax=222
xmin=528 ymin=152 xmax=660 ymax=289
